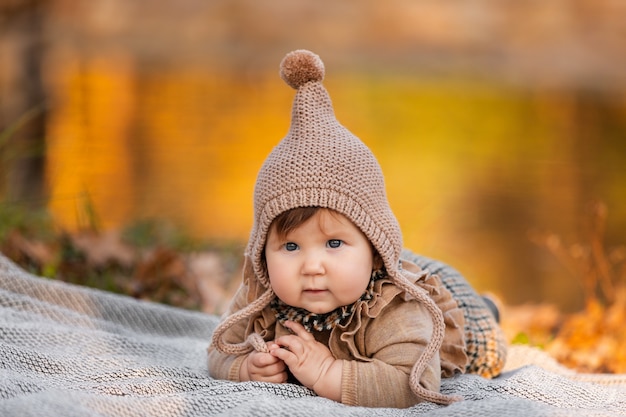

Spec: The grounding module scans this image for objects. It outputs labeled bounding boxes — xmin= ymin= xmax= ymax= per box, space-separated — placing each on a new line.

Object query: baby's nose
xmin=301 ymin=252 xmax=325 ymax=275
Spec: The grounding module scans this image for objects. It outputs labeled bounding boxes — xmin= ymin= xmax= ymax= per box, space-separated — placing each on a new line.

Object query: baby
xmin=208 ymin=50 xmax=506 ymax=408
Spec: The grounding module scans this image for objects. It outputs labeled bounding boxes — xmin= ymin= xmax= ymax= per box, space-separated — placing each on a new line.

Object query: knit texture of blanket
xmin=1 ymin=253 xmax=625 ymax=416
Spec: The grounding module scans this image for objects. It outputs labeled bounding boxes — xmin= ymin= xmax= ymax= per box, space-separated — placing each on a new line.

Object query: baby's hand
xmin=240 ymin=345 xmax=287 ymax=383
xmin=269 ymin=321 xmax=342 ymax=401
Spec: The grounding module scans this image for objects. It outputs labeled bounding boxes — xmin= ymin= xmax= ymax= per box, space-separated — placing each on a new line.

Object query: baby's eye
xmin=284 ymin=242 xmax=299 ymax=251
xmin=327 ymin=239 xmax=343 ymax=249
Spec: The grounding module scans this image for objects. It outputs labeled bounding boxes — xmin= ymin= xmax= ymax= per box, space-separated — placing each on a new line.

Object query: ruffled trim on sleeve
xmin=334 ymin=277 xmax=403 ymax=360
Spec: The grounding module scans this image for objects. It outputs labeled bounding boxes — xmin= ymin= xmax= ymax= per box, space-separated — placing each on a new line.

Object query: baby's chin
xmin=307 ymin=307 xmax=333 ymax=314
xmin=299 ymin=302 xmax=351 ymax=315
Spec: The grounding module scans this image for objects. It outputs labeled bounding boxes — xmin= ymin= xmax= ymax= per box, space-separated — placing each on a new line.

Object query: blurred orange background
xmin=2 ymin=0 xmax=625 ymax=311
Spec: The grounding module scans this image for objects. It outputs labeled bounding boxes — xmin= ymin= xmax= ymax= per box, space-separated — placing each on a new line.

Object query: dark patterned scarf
xmin=271 ymin=268 xmax=387 ymax=332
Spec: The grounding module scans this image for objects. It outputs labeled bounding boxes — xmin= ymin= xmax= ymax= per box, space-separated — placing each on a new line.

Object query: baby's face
xmin=265 ymin=209 xmax=374 ymax=314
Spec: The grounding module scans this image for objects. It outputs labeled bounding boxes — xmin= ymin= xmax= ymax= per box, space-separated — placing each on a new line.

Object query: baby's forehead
xmin=315 ymin=209 xmax=357 ymax=228
xmin=287 ymin=209 xmax=364 ymax=237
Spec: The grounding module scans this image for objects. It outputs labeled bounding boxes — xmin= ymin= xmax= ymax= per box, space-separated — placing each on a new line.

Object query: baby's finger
xmin=262 ymin=371 xmax=289 ymax=384
xmin=249 ymin=360 xmax=288 ymax=383
xmin=259 ymin=359 xmax=286 ymax=376
xmin=250 ymin=351 xmax=280 ymax=367
xmin=273 ymin=334 xmax=305 ymax=355
xmin=283 ymin=320 xmax=314 ymax=340
xmin=270 ymin=344 xmax=295 ymax=363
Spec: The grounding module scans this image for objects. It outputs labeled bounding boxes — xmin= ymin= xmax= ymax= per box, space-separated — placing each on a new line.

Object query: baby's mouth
xmin=303 ymin=289 xmax=327 ymax=294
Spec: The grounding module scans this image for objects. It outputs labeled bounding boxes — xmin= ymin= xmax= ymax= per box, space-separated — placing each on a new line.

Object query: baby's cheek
xmin=270 ymin=279 xmax=299 ymax=307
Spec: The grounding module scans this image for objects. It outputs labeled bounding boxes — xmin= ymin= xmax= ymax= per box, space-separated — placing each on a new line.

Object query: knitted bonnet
xmin=211 ymin=50 xmax=458 ymax=405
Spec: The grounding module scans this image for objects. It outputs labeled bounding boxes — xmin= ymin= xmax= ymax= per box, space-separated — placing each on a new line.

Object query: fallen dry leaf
xmin=71 ymin=230 xmax=136 ymax=269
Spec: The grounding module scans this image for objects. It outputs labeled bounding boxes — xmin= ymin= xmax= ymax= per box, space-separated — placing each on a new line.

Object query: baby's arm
xmin=342 ymin=297 xmax=441 ymax=407
xmin=270 ymin=321 xmax=342 ymax=402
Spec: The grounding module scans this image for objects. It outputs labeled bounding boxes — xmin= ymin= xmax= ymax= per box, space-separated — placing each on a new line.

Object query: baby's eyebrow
xmin=319 ymin=226 xmax=350 ymax=236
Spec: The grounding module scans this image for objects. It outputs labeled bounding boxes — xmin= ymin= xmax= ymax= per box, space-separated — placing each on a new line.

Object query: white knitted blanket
xmin=1 ymin=254 xmax=625 ymax=416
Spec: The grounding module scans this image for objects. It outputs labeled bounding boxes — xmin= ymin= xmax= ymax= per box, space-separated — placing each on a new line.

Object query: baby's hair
xmin=271 ymin=206 xmax=320 ymax=239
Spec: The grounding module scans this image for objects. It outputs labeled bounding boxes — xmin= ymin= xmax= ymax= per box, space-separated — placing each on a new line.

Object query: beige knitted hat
xmin=211 ymin=49 xmax=458 ymax=405
xmin=250 ymin=50 xmax=402 ymax=289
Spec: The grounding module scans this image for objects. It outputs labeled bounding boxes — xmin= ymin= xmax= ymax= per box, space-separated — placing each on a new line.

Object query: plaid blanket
xmin=1 ymin=253 xmax=624 ymax=416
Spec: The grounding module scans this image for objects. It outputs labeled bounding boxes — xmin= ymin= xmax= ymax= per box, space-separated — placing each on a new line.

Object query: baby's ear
xmin=372 ymin=251 xmax=384 ymax=270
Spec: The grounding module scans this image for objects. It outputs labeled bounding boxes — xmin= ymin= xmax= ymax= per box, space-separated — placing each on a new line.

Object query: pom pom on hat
xmin=279 ymin=49 xmax=325 ymax=89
